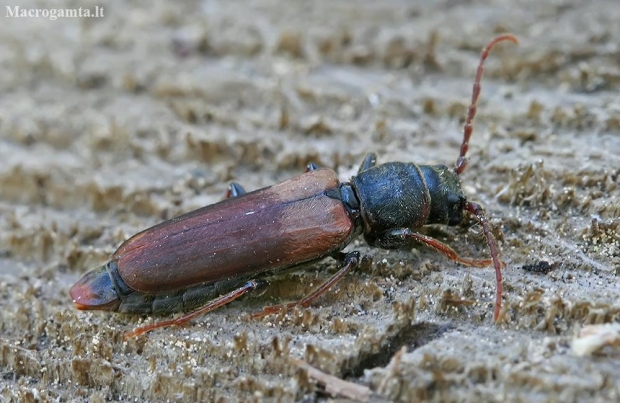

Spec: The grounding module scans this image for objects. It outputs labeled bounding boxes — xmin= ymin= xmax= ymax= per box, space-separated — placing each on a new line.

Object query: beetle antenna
xmin=465 ymin=201 xmax=505 ymax=321
xmin=455 ymin=34 xmax=518 ymax=176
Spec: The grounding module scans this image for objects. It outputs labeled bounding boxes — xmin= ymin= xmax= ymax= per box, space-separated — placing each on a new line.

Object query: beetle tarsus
xmin=252 ymin=251 xmax=360 ymax=319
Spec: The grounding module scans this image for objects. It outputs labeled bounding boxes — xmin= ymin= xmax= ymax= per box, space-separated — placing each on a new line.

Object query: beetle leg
xmin=383 ymin=228 xmax=505 ymax=321
xmin=225 ymin=182 xmax=247 ymax=199
xmin=252 ymin=251 xmax=360 ymax=318
xmin=124 ymin=279 xmax=267 ymax=338
xmin=397 ymin=230 xmax=499 ymax=267
xmin=357 ymin=152 xmax=377 ymax=174
xmin=306 ymin=162 xmax=319 ymax=172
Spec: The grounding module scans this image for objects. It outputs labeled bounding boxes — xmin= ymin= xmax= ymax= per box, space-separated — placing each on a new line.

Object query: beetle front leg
xmin=379 ymin=228 xmax=505 ymax=321
xmin=125 ymin=279 xmax=267 ymax=338
xmin=380 ymin=228 xmax=499 ymax=267
xmin=252 ymin=251 xmax=360 ymax=318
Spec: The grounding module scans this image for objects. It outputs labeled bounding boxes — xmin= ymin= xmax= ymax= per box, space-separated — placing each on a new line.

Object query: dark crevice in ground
xmin=344 ymin=321 xmax=453 ymax=377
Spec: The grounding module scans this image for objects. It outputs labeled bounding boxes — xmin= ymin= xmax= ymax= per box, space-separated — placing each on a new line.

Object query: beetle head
xmin=422 ymin=164 xmax=467 ymax=226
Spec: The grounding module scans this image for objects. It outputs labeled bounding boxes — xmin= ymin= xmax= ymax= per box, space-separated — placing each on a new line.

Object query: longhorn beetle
xmin=70 ymin=35 xmax=518 ymax=337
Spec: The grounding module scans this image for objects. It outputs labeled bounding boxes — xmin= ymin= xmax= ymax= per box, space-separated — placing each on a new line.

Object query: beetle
xmin=70 ymin=34 xmax=517 ymax=337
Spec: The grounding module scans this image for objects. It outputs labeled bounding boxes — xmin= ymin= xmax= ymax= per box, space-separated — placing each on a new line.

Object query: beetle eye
xmin=447 ymin=194 xmax=465 ymax=226
xmin=447 ymin=194 xmax=460 ymax=205
xmin=448 ymin=211 xmax=463 ymax=226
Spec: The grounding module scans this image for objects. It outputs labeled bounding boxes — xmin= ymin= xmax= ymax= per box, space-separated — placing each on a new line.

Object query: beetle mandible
xmin=70 ymin=34 xmax=518 ymax=337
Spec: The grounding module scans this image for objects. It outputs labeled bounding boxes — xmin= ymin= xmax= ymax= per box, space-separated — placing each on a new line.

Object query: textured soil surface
xmin=1 ymin=0 xmax=620 ymax=402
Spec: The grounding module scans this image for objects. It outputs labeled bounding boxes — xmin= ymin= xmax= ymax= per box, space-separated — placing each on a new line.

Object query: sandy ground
xmin=1 ymin=0 xmax=620 ymax=402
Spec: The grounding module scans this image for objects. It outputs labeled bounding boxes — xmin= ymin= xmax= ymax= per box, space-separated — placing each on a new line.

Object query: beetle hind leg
xmin=252 ymin=251 xmax=360 ymax=318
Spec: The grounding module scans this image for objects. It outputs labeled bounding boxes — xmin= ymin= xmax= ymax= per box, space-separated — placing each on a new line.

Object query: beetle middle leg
xmin=252 ymin=251 xmax=360 ymax=318
xmin=125 ymin=279 xmax=267 ymax=338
